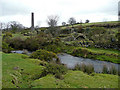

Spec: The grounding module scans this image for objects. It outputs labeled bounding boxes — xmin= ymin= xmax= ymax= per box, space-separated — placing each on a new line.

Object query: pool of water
xmin=11 ymin=50 xmax=32 ymax=54
xmin=57 ymin=53 xmax=120 ymax=73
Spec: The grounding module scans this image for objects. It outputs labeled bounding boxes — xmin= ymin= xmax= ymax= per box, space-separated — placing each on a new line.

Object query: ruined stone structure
xmin=31 ymin=12 xmax=34 ymax=30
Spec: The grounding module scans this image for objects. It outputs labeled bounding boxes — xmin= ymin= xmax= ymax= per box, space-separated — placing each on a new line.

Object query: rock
xmin=13 ymin=66 xmax=19 ymax=70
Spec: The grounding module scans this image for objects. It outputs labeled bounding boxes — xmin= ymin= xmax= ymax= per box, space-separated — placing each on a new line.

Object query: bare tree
xmin=62 ymin=22 xmax=66 ymax=26
xmin=47 ymin=15 xmax=59 ymax=27
xmin=6 ymin=21 xmax=24 ymax=32
xmin=46 ymin=15 xmax=60 ymax=36
xmin=68 ymin=17 xmax=76 ymax=27
xmin=0 ymin=22 xmax=5 ymax=30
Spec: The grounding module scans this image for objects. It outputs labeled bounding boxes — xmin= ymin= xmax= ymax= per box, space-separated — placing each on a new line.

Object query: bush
xmin=30 ymin=49 xmax=59 ymax=62
xmin=2 ymin=42 xmax=13 ymax=53
xmin=9 ymin=37 xmax=25 ymax=50
xmin=4 ymin=32 xmax=12 ymax=37
xmin=24 ymin=37 xmax=39 ymax=51
xmin=41 ymin=63 xmax=67 ymax=79
xmin=72 ymin=48 xmax=89 ymax=58
xmin=44 ymin=45 xmax=62 ymax=53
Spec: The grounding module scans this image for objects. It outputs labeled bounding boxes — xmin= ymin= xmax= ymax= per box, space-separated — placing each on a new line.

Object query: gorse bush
xmin=44 ymin=45 xmax=62 ymax=53
xmin=3 ymin=32 xmax=12 ymax=38
xmin=30 ymin=49 xmax=59 ymax=62
xmin=25 ymin=37 xmax=39 ymax=51
xmin=2 ymin=42 xmax=13 ymax=53
xmin=9 ymin=37 xmax=25 ymax=50
xmin=41 ymin=63 xmax=68 ymax=79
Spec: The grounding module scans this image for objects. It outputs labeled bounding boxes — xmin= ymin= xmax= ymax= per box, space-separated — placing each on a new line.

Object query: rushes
xmin=73 ymin=63 xmax=94 ymax=75
xmin=73 ymin=63 xmax=118 ymax=75
xmin=102 ymin=65 xmax=118 ymax=75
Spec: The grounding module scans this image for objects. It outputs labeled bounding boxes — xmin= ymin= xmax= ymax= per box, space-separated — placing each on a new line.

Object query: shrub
xmin=9 ymin=37 xmax=25 ymax=50
xmin=41 ymin=63 xmax=67 ymax=79
xmin=4 ymin=32 xmax=12 ymax=37
xmin=44 ymin=45 xmax=62 ymax=53
xmin=72 ymin=48 xmax=89 ymax=57
xmin=25 ymin=37 xmax=39 ymax=51
xmin=2 ymin=42 xmax=13 ymax=53
xmin=30 ymin=49 xmax=59 ymax=62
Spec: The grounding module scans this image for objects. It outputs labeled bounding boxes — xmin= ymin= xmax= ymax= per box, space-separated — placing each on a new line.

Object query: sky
xmin=0 ymin=0 xmax=120 ymax=27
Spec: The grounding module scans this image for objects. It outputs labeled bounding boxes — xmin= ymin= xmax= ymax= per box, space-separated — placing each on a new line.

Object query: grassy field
xmin=61 ymin=21 xmax=120 ymax=29
xmin=2 ymin=53 xmax=119 ymax=88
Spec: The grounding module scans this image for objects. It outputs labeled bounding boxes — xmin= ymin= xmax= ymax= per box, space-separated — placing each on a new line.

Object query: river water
xmin=57 ymin=53 xmax=120 ymax=73
xmin=11 ymin=50 xmax=120 ymax=73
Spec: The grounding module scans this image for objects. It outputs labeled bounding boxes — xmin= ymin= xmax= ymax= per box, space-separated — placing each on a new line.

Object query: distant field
xmin=2 ymin=53 xmax=119 ymax=88
xmin=61 ymin=21 xmax=120 ymax=29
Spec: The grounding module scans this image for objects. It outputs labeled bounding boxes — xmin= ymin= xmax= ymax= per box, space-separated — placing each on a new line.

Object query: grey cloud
xmin=0 ymin=0 xmax=31 ymax=16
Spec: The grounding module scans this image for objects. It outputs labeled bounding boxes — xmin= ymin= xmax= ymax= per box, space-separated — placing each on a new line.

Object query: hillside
xmin=2 ymin=21 xmax=120 ymax=88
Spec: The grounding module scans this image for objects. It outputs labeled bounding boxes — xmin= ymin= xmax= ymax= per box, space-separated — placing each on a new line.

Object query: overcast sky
xmin=0 ymin=0 xmax=119 ymax=27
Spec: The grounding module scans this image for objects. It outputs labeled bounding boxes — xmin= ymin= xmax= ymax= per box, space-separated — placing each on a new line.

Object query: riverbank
xmin=2 ymin=53 xmax=119 ymax=88
xmin=68 ymin=47 xmax=120 ymax=64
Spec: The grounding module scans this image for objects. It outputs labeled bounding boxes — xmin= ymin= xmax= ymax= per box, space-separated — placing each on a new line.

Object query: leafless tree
xmin=0 ymin=22 xmax=5 ymax=30
xmin=47 ymin=15 xmax=59 ymax=27
xmin=62 ymin=22 xmax=66 ymax=26
xmin=68 ymin=17 xmax=76 ymax=26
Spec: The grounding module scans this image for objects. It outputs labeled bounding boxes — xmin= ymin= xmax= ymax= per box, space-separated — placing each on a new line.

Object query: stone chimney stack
xmin=118 ymin=1 xmax=120 ymax=21
xmin=31 ymin=12 xmax=34 ymax=30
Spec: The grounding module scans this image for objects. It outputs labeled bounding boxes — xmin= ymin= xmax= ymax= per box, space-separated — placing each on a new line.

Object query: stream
xmin=57 ymin=53 xmax=120 ymax=73
xmin=11 ymin=50 xmax=120 ymax=73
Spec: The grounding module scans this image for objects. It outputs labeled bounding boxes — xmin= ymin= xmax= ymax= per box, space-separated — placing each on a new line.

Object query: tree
xmin=68 ymin=17 xmax=76 ymax=27
xmin=85 ymin=19 xmax=90 ymax=23
xmin=0 ymin=22 xmax=5 ymax=30
xmin=46 ymin=15 xmax=60 ymax=36
xmin=47 ymin=15 xmax=59 ymax=27
xmin=8 ymin=21 xmax=24 ymax=33
xmin=62 ymin=22 xmax=66 ymax=26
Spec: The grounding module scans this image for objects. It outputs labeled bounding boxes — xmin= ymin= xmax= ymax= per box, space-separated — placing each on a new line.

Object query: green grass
xmin=71 ymin=47 xmax=120 ymax=63
xmin=32 ymin=71 xmax=118 ymax=88
xmin=2 ymin=53 xmax=119 ymax=88
xmin=87 ymin=47 xmax=119 ymax=55
xmin=2 ymin=53 xmax=45 ymax=88
xmin=61 ymin=21 xmax=120 ymax=29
